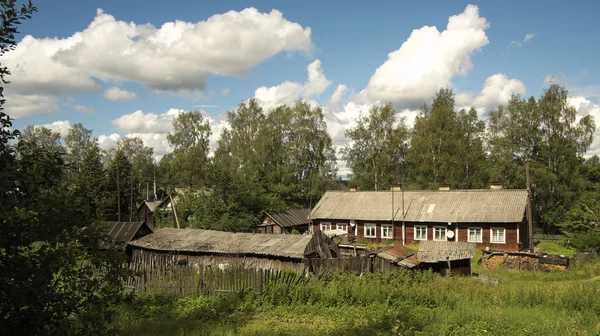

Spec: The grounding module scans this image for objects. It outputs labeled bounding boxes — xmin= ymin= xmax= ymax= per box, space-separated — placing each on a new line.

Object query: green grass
xmin=536 ymin=240 xmax=577 ymax=256
xmin=114 ymin=258 xmax=600 ymax=336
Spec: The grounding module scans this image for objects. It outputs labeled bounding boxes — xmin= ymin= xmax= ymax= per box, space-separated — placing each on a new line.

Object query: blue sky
xmin=4 ymin=1 xmax=600 ymax=171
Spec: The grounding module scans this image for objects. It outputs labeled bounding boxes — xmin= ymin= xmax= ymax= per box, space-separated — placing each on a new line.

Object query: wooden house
xmin=127 ymin=228 xmax=340 ymax=273
xmin=256 ymin=209 xmax=311 ymax=234
xmin=136 ymin=200 xmax=164 ymax=228
xmin=97 ymin=221 xmax=153 ymax=250
xmin=309 ymin=185 xmax=530 ymax=252
xmin=417 ymin=241 xmax=476 ymax=276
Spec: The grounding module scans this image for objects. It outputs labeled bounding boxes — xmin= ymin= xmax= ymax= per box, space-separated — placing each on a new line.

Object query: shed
xmin=127 ymin=228 xmax=339 ymax=273
xmin=97 ymin=221 xmax=153 ymax=250
xmin=137 ymin=200 xmax=164 ymax=228
xmin=257 ymin=209 xmax=311 ymax=234
xmin=417 ymin=241 xmax=476 ymax=276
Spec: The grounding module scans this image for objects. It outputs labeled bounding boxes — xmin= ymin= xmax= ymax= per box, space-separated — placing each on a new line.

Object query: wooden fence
xmin=123 ymin=261 xmax=309 ymax=295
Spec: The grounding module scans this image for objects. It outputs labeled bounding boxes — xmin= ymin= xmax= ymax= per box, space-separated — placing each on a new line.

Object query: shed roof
xmin=138 ymin=200 xmax=164 ymax=212
xmin=128 ymin=228 xmax=315 ymax=259
xmin=99 ymin=221 xmax=149 ymax=249
xmin=310 ymin=189 xmax=528 ymax=223
xmin=266 ymin=209 xmax=311 ymax=228
xmin=416 ymin=241 xmax=476 ymax=263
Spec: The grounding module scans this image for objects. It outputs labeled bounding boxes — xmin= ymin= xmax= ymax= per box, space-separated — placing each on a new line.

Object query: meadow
xmin=113 ymin=243 xmax=600 ymax=336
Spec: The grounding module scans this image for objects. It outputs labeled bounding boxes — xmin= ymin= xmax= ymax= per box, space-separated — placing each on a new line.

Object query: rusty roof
xmin=99 ymin=221 xmax=149 ymax=249
xmin=128 ymin=228 xmax=315 ymax=259
xmin=310 ymin=189 xmax=528 ymax=223
xmin=377 ymin=243 xmax=420 ymax=268
xmin=266 ymin=209 xmax=311 ymax=228
xmin=416 ymin=241 xmax=476 ymax=263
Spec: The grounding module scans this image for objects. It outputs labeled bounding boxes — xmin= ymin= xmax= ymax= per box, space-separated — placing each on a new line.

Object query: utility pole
xmin=129 ymin=170 xmax=133 ymax=222
xmin=146 ymin=181 xmax=149 ymax=200
xmin=117 ymin=162 xmax=121 ymax=222
xmin=525 ymin=150 xmax=534 ymax=251
xmin=153 ymin=163 xmax=157 ymax=200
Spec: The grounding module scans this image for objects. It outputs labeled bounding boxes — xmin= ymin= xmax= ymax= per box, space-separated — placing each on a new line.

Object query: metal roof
xmin=99 ymin=221 xmax=148 ymax=249
xmin=266 ymin=209 xmax=311 ymax=228
xmin=128 ymin=228 xmax=314 ymax=259
xmin=417 ymin=241 xmax=476 ymax=263
xmin=309 ymin=189 xmax=528 ymax=223
xmin=376 ymin=243 xmax=419 ymax=268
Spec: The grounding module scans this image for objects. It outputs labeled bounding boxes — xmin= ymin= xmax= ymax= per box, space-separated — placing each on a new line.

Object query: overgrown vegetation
xmin=114 ymin=259 xmax=600 ymax=335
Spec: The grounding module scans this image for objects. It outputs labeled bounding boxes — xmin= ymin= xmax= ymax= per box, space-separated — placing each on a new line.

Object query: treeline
xmin=15 ymin=85 xmax=600 ymax=235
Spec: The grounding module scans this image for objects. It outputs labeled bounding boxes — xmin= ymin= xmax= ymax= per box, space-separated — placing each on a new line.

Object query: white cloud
xmin=3 ymin=92 xmax=59 ymax=119
xmin=524 ymin=33 xmax=535 ymax=42
xmin=254 ymin=59 xmax=331 ymax=111
xmin=569 ymin=97 xmax=600 ymax=157
xmin=35 ymin=120 xmax=72 ymax=137
xmin=111 ymin=108 xmax=185 ymax=133
xmin=72 ymin=105 xmax=95 ymax=114
xmin=97 ymin=133 xmax=122 ymax=151
xmin=456 ymin=73 xmax=527 ymax=114
xmin=103 ymin=87 xmax=137 ymax=101
xmin=357 ymin=4 xmax=489 ymax=108
xmin=4 ymin=7 xmax=313 ymax=118
xmin=220 ymin=88 xmax=230 ymax=96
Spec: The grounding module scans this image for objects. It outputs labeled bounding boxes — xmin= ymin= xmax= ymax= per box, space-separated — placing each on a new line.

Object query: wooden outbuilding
xmin=127 ymin=228 xmax=339 ymax=273
xmin=416 ymin=241 xmax=476 ymax=276
xmin=97 ymin=221 xmax=153 ymax=250
xmin=256 ymin=209 xmax=311 ymax=234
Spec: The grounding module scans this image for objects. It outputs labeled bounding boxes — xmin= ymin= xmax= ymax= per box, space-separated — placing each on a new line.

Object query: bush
xmin=569 ymin=231 xmax=600 ymax=252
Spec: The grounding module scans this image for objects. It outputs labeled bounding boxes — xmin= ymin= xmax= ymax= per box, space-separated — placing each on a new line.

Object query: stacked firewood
xmin=482 ymin=253 xmax=568 ymax=271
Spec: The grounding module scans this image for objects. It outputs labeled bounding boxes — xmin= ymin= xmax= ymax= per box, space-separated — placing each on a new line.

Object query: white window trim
xmin=364 ymin=223 xmax=376 ymax=238
xmin=490 ymin=227 xmax=506 ymax=244
xmin=381 ymin=224 xmax=393 ymax=239
xmin=320 ymin=222 xmax=331 ymax=232
xmin=433 ymin=226 xmax=447 ymax=241
xmin=336 ymin=223 xmax=348 ymax=232
xmin=414 ymin=225 xmax=427 ymax=241
xmin=468 ymin=227 xmax=483 ymax=243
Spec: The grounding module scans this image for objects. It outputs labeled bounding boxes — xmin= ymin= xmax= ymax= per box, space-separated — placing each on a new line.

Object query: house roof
xmin=99 ymin=221 xmax=149 ymax=249
xmin=266 ymin=209 xmax=311 ymax=228
xmin=416 ymin=241 xmax=476 ymax=263
xmin=128 ymin=228 xmax=315 ymax=259
xmin=376 ymin=243 xmax=420 ymax=268
xmin=138 ymin=200 xmax=164 ymax=212
xmin=309 ymin=189 xmax=528 ymax=223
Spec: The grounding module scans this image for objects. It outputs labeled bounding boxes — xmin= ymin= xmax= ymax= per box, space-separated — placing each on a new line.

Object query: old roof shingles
xmin=128 ymin=228 xmax=314 ymax=259
xmin=266 ymin=209 xmax=311 ymax=228
xmin=310 ymin=189 xmax=528 ymax=223
xmin=417 ymin=241 xmax=476 ymax=263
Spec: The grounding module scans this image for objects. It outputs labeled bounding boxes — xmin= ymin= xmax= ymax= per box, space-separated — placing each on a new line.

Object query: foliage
xmin=114 ymin=261 xmax=600 ymax=335
xmin=341 ymin=103 xmax=409 ymax=190
xmin=568 ymin=232 xmax=600 ymax=253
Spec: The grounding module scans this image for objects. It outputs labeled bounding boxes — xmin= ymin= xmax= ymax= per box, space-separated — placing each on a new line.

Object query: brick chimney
xmin=390 ymin=184 xmax=402 ymax=192
xmin=349 ymin=187 xmax=357 ymax=192
xmin=439 ymin=184 xmax=450 ymax=191
xmin=490 ymin=182 xmax=504 ymax=190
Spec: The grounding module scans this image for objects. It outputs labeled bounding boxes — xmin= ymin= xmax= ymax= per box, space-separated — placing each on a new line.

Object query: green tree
xmin=341 ymin=103 xmax=409 ymax=190
xmin=167 ymin=110 xmax=211 ymax=188
xmin=456 ymin=107 xmax=488 ymax=188
xmin=65 ymin=122 xmax=92 ymax=171
xmin=106 ymin=149 xmax=133 ymax=220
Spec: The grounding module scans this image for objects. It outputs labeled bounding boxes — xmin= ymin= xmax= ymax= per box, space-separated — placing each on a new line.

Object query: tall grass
xmin=115 ymin=259 xmax=600 ymax=335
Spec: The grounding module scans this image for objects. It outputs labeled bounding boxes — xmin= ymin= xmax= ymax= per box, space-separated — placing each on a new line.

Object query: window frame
xmin=320 ymin=222 xmax=331 ymax=232
xmin=381 ymin=224 xmax=393 ymax=239
xmin=468 ymin=227 xmax=483 ymax=243
xmin=364 ymin=223 xmax=377 ymax=238
xmin=490 ymin=227 xmax=506 ymax=244
xmin=414 ymin=225 xmax=427 ymax=241
xmin=433 ymin=226 xmax=447 ymax=241
xmin=336 ymin=223 xmax=348 ymax=232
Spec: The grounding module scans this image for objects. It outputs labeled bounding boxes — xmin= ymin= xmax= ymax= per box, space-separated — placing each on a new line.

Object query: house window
xmin=468 ymin=227 xmax=482 ymax=243
xmin=414 ymin=225 xmax=427 ymax=240
xmin=491 ymin=228 xmax=506 ymax=244
xmin=381 ymin=224 xmax=393 ymax=239
xmin=320 ymin=222 xmax=331 ymax=232
xmin=434 ymin=227 xmax=447 ymax=241
xmin=364 ymin=223 xmax=376 ymax=238
xmin=336 ymin=223 xmax=348 ymax=232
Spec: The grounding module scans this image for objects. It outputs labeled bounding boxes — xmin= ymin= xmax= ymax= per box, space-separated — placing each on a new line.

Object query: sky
xmin=4 ymin=0 xmax=600 ymax=177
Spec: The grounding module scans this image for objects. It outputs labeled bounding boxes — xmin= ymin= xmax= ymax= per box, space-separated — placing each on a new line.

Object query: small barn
xmin=257 ymin=209 xmax=311 ymax=234
xmin=417 ymin=241 xmax=476 ymax=276
xmin=374 ymin=243 xmax=420 ymax=273
xmin=137 ymin=200 xmax=164 ymax=228
xmin=128 ymin=228 xmax=339 ymax=273
xmin=97 ymin=221 xmax=153 ymax=250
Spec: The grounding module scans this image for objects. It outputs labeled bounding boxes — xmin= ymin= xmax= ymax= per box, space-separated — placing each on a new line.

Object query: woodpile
xmin=482 ymin=252 xmax=568 ymax=271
